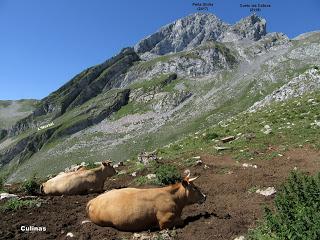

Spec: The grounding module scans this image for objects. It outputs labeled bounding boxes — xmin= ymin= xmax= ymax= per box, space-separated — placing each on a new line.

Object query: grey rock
xmin=152 ymin=90 xmax=192 ymax=113
xmin=146 ymin=173 xmax=156 ymax=180
xmin=221 ymin=136 xmax=235 ymax=143
xmin=256 ymin=187 xmax=276 ymax=196
xmin=230 ymin=14 xmax=266 ymax=41
xmin=245 ymin=32 xmax=291 ymax=57
xmin=64 ymin=164 xmax=83 ymax=173
xmin=66 ymin=232 xmax=75 ymax=238
xmin=214 ymin=146 xmax=231 ymax=151
xmin=134 ymin=13 xmax=228 ymax=56
xmin=249 ymin=67 xmax=320 ymax=111
xmin=125 ymin=41 xmax=238 ymax=86
xmin=242 ymin=163 xmax=258 ymax=169
xmin=134 ymin=13 xmax=266 ymax=58
xmin=196 ymin=160 xmax=203 ymax=166
xmin=132 ymin=230 xmax=174 ymax=240
xmin=138 ymin=150 xmax=158 ymax=165
xmin=261 ymin=125 xmax=272 ymax=134
xmin=0 ymin=192 xmax=18 ymax=201
xmin=234 ymin=236 xmax=245 ymax=240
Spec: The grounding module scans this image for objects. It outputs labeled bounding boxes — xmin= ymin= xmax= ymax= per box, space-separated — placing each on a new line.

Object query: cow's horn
xmin=189 ymin=176 xmax=199 ymax=182
xmin=184 ymin=169 xmax=191 ymax=178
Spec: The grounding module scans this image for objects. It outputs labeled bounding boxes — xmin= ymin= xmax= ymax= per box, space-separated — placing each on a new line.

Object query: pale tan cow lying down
xmin=86 ymin=170 xmax=206 ymax=231
xmin=41 ymin=161 xmax=116 ymax=195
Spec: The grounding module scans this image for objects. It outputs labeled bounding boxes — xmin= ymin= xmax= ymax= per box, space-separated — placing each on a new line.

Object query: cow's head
xmin=182 ymin=169 xmax=206 ymax=205
xmin=101 ymin=160 xmax=116 ymax=176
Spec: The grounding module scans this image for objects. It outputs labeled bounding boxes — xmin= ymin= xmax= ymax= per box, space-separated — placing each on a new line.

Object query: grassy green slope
xmin=158 ymin=90 xmax=320 ymax=163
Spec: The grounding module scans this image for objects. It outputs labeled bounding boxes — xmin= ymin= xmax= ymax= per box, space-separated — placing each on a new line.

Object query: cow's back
xmin=87 ymin=188 xmax=169 ymax=231
xmin=43 ymin=170 xmax=97 ymax=195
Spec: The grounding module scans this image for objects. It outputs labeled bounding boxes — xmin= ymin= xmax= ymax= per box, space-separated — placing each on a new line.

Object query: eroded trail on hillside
xmin=1 ymin=148 xmax=319 ymax=240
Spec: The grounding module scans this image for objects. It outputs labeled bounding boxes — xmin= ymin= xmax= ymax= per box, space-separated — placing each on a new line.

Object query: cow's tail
xmin=39 ymin=184 xmax=45 ymax=195
xmin=86 ymin=200 xmax=92 ymax=218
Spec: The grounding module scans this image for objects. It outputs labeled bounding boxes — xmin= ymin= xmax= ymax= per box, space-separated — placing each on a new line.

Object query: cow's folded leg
xmin=158 ymin=212 xmax=176 ymax=230
xmin=159 ymin=221 xmax=175 ymax=230
xmin=173 ymin=217 xmax=184 ymax=228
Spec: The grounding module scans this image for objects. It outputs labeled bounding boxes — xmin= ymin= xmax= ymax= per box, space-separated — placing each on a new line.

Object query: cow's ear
xmin=102 ymin=160 xmax=111 ymax=166
xmin=182 ymin=177 xmax=190 ymax=187
xmin=182 ymin=179 xmax=189 ymax=187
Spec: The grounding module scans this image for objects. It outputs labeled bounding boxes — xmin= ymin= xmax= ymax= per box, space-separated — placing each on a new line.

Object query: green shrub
xmin=134 ymin=176 xmax=149 ymax=186
xmin=74 ymin=162 xmax=98 ymax=169
xmin=171 ymin=144 xmax=182 ymax=151
xmin=133 ymin=175 xmax=161 ymax=186
xmin=84 ymin=162 xmax=97 ymax=169
xmin=203 ymin=132 xmax=219 ymax=141
xmin=0 ymin=199 xmax=39 ymax=212
xmin=155 ymin=164 xmax=181 ymax=185
xmin=249 ymin=171 xmax=320 ymax=240
xmin=22 ymin=176 xmax=40 ymax=195
xmin=183 ymin=158 xmax=197 ymax=167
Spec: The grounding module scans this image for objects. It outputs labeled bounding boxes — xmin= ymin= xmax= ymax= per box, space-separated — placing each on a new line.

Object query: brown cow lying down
xmin=41 ymin=161 xmax=116 ymax=195
xmin=86 ymin=170 xmax=206 ymax=231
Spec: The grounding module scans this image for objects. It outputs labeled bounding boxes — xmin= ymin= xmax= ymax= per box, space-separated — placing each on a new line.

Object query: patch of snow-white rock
xmin=261 ymin=125 xmax=272 ymax=134
xmin=66 ymin=232 xmax=75 ymax=238
xmin=0 ymin=192 xmax=18 ymax=200
xmin=256 ymin=187 xmax=276 ymax=196
xmin=146 ymin=174 xmax=156 ymax=180
xmin=242 ymin=163 xmax=258 ymax=169
xmin=234 ymin=236 xmax=245 ymax=240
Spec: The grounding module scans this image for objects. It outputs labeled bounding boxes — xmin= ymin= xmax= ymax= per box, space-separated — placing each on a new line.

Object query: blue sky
xmin=0 ymin=0 xmax=319 ymax=100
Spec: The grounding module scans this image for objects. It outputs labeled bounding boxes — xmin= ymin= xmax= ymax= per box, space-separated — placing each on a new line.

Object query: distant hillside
xmin=0 ymin=99 xmax=39 ymax=129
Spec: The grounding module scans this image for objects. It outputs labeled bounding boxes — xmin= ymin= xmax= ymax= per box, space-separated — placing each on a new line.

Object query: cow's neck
xmin=92 ymin=167 xmax=105 ymax=177
xmin=164 ymin=183 xmax=188 ymax=208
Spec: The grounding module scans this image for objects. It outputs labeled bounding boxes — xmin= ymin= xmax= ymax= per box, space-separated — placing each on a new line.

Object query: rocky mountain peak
xmin=134 ymin=12 xmax=227 ymax=58
xmin=134 ymin=13 xmax=267 ymax=59
xmin=231 ymin=13 xmax=267 ymax=41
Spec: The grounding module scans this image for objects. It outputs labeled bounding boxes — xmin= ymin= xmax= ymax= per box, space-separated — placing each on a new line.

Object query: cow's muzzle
xmin=199 ymin=193 xmax=206 ymax=204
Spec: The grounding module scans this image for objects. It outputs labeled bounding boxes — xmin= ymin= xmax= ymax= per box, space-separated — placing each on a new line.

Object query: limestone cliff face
xmin=134 ymin=13 xmax=266 ymax=60
xmin=230 ymin=14 xmax=266 ymax=41
xmin=8 ymin=48 xmax=140 ymax=137
xmin=123 ymin=41 xmax=238 ymax=86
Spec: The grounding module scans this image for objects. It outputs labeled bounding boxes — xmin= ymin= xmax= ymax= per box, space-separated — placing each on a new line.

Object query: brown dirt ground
xmin=1 ymin=148 xmax=320 ymax=240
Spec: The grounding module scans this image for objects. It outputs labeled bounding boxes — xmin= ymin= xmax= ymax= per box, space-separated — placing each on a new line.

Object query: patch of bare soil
xmin=1 ymin=148 xmax=319 ymax=240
